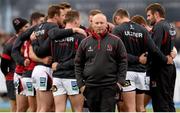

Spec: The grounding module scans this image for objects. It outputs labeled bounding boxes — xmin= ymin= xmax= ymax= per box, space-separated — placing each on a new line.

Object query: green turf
xmin=0 ymin=108 xmax=10 ymax=112
xmin=146 ymin=108 xmax=180 ymax=112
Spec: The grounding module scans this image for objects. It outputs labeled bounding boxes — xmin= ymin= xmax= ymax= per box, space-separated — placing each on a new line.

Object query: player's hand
xmin=170 ymin=47 xmax=177 ymax=59
xmin=116 ymin=82 xmax=123 ymax=91
xmin=52 ymin=62 xmax=58 ymax=71
xmin=139 ymin=52 xmax=147 ymax=64
xmin=30 ymin=32 xmax=37 ymax=41
xmin=24 ymin=58 xmax=30 ymax=66
xmin=72 ymin=28 xmax=87 ymax=37
xmin=42 ymin=56 xmax=52 ymax=65
xmin=80 ymin=85 xmax=85 ymax=94
xmin=166 ymin=55 xmax=173 ymax=64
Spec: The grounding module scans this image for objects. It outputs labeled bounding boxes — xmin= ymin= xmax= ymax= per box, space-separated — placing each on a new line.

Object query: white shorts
xmin=31 ymin=65 xmax=53 ymax=91
xmin=21 ymin=77 xmax=35 ymax=96
xmin=13 ymin=73 xmax=25 ymax=95
xmin=52 ymin=78 xmax=79 ymax=96
xmin=122 ymin=71 xmax=150 ymax=92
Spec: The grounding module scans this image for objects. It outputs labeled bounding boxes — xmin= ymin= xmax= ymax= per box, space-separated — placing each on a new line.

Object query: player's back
xmin=52 ymin=33 xmax=85 ymax=79
xmin=113 ymin=21 xmax=149 ymax=56
xmin=32 ymin=22 xmax=58 ymax=58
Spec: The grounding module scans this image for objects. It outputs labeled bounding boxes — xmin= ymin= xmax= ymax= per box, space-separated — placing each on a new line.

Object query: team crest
xmin=123 ymin=80 xmax=131 ymax=87
xmin=51 ymin=85 xmax=58 ymax=92
xmin=88 ymin=46 xmax=93 ymax=52
xmin=14 ymin=19 xmax=20 ymax=25
xmin=107 ymin=44 xmax=112 ymax=51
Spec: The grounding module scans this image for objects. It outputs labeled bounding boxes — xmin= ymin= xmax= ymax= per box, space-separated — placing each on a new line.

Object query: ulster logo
xmin=130 ymin=24 xmax=134 ymax=30
xmin=107 ymin=44 xmax=112 ymax=51
xmin=51 ymin=85 xmax=57 ymax=92
xmin=124 ymin=80 xmax=131 ymax=87
xmin=88 ymin=46 xmax=93 ymax=52
xmin=151 ymin=81 xmax=157 ymax=87
xmin=14 ymin=19 xmax=20 ymax=25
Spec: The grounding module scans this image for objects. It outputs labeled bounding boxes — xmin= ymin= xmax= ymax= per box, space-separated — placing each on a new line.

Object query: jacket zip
xmin=98 ymin=39 xmax=101 ymax=50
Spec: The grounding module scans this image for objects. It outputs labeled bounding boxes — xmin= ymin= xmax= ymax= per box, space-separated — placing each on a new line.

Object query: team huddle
xmin=0 ymin=2 xmax=177 ymax=112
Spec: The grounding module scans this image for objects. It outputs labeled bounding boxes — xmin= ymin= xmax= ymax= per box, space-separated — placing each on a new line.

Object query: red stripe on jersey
xmin=0 ymin=53 xmax=11 ymax=60
xmin=5 ymin=72 xmax=14 ymax=80
xmin=162 ymin=32 xmax=168 ymax=45
xmin=15 ymin=65 xmax=24 ymax=74
xmin=24 ymin=61 xmax=36 ymax=71
xmin=75 ymin=39 xmax=79 ymax=50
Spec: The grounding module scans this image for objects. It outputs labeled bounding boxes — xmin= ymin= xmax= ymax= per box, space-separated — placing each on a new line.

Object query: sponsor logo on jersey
xmin=34 ymin=30 xmax=45 ymax=37
xmin=124 ymin=31 xmax=143 ymax=38
xmin=55 ymin=37 xmax=74 ymax=43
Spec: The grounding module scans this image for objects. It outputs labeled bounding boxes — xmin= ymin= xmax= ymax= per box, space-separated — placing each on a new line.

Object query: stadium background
xmin=0 ymin=0 xmax=180 ymax=111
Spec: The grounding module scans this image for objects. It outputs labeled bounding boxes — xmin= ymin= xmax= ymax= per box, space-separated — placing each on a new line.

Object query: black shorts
xmin=144 ymin=90 xmax=151 ymax=96
xmin=6 ymin=80 xmax=16 ymax=100
xmin=136 ymin=88 xmax=148 ymax=94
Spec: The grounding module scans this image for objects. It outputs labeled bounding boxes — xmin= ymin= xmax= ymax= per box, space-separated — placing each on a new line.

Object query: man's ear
xmin=54 ymin=14 xmax=59 ymax=19
xmin=114 ymin=16 xmax=118 ymax=23
xmin=154 ymin=11 xmax=159 ymax=18
xmin=113 ymin=16 xmax=120 ymax=25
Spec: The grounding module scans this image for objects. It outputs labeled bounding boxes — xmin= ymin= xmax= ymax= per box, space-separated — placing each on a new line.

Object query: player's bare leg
xmin=16 ymin=95 xmax=28 ymax=112
xmin=39 ymin=91 xmax=54 ymax=112
xmin=121 ymin=91 xmax=136 ymax=112
xmin=54 ymin=94 xmax=67 ymax=112
xmin=69 ymin=94 xmax=84 ymax=112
